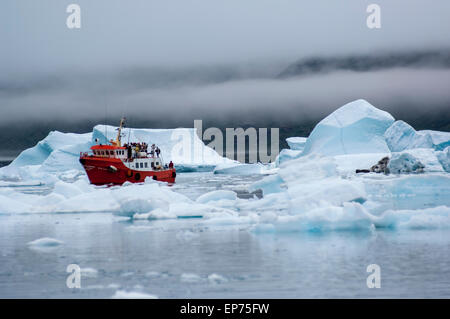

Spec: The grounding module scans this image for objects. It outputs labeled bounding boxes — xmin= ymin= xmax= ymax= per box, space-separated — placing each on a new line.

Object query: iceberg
xmin=384 ymin=120 xmax=434 ymax=152
xmin=93 ymin=125 xmax=234 ymax=170
xmin=275 ymin=149 xmax=302 ymax=165
xmin=9 ymin=131 xmax=92 ymax=168
xmin=245 ymin=100 xmax=450 ymax=233
xmin=419 ymin=130 xmax=450 ymax=150
xmin=301 ymin=99 xmax=394 ymax=156
xmin=0 ymin=124 xmax=234 ymax=182
xmin=436 ymin=146 xmax=450 ymax=172
xmin=387 ymin=149 xmax=444 ymax=174
xmin=212 ymin=162 xmax=269 ymax=175
xmin=286 ymin=137 xmax=307 ymax=151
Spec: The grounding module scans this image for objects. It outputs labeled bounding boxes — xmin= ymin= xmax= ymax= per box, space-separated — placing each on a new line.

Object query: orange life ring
xmin=127 ymin=170 xmax=133 ymax=177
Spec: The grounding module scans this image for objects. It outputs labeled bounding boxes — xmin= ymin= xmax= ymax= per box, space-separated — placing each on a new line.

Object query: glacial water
xmin=0 ymin=172 xmax=449 ymax=298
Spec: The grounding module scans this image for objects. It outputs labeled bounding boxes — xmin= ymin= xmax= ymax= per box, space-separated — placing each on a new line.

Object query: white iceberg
xmin=0 ymin=124 xmax=234 ymax=183
xmin=286 ymin=137 xmax=307 ymax=151
xmin=388 ymin=149 xmax=444 ymax=174
xmin=275 ymin=149 xmax=302 ymax=165
xmin=93 ymin=125 xmax=234 ymax=171
xmin=302 ymin=99 xmax=394 ymax=156
xmin=384 ymin=120 xmax=434 ymax=152
xmin=419 ymin=130 xmax=450 ymax=150
xmin=436 ymin=146 xmax=450 ymax=173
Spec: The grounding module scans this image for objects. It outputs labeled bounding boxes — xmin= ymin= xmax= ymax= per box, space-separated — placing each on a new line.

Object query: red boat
xmin=79 ymin=118 xmax=176 ymax=185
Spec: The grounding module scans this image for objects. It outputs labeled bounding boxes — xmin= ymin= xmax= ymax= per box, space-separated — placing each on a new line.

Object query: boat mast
xmin=115 ymin=117 xmax=126 ymax=147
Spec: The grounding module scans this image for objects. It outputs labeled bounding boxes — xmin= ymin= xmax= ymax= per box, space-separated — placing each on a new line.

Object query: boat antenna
xmin=104 ymin=102 xmax=108 ymax=144
xmin=127 ymin=117 xmax=131 ymax=145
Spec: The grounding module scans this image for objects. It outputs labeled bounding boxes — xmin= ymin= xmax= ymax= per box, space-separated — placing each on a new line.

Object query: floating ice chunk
xmin=418 ymin=130 xmax=450 ymax=150
xmin=133 ymin=208 xmax=177 ymax=220
xmin=249 ymin=174 xmax=285 ymax=195
xmin=252 ymin=202 xmax=373 ymax=233
xmin=117 ymin=198 xmax=169 ymax=217
xmin=213 ymin=162 xmax=267 ymax=175
xmin=27 ymin=237 xmax=63 ymax=247
xmin=385 ymin=120 xmax=434 ymax=152
xmin=208 ymin=273 xmax=228 ymax=284
xmin=387 ymin=150 xmax=444 ymax=174
xmin=363 ymin=174 xmax=450 ymax=214
xmin=180 ymin=273 xmax=203 ymax=283
xmin=388 ymin=153 xmax=424 ymax=174
xmin=196 ymin=190 xmax=237 ymax=203
xmin=436 ymin=146 xmax=450 ymax=172
xmin=112 ymin=290 xmax=158 ymax=299
xmin=373 ymin=206 xmax=450 ymax=230
xmin=275 ymin=149 xmax=302 ymax=165
xmin=302 ymin=99 xmax=394 ymax=156
xmin=286 ymin=137 xmax=307 ymax=151
xmin=288 ymin=177 xmax=367 ymax=213
xmin=392 ymin=149 xmax=444 ymax=173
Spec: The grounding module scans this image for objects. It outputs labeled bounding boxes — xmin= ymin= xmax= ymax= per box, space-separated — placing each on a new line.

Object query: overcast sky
xmin=2 ymin=0 xmax=450 ymax=74
xmin=0 ymin=0 xmax=450 ymax=126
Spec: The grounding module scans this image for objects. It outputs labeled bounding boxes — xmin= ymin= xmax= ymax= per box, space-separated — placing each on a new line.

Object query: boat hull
xmin=79 ymin=156 xmax=176 ymax=185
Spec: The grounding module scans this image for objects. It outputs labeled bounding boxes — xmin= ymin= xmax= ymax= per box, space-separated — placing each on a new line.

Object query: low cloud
xmin=1 ymin=67 xmax=450 ymax=126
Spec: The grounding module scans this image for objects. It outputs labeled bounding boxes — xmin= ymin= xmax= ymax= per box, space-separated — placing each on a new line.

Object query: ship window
xmin=156 ymin=162 xmax=159 ymax=165
xmin=101 ymin=151 xmax=105 ymax=155
xmin=151 ymin=162 xmax=154 ymax=168
xmin=144 ymin=162 xmax=148 ymax=168
xmin=140 ymin=163 xmax=143 ymax=168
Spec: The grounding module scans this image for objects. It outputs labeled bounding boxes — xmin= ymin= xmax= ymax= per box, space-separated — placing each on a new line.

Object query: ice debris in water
xmin=196 ymin=190 xmax=237 ymax=203
xmin=27 ymin=237 xmax=63 ymax=247
xmin=112 ymin=290 xmax=158 ymax=299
